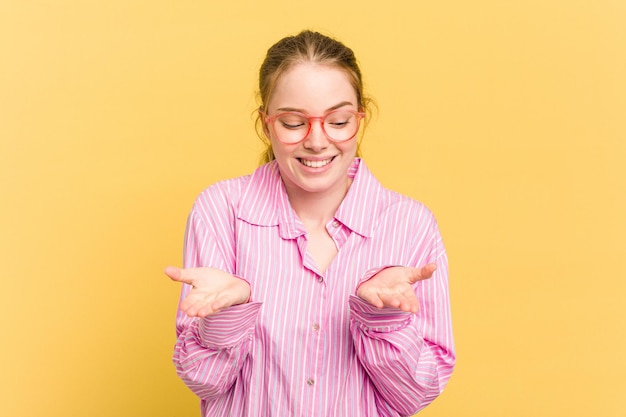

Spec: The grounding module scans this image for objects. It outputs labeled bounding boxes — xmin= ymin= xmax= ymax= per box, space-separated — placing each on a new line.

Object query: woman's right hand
xmin=165 ymin=266 xmax=251 ymax=318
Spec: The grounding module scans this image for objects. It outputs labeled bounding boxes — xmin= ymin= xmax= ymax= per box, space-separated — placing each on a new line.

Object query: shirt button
xmin=317 ymin=276 xmax=323 ymax=283
xmin=312 ymin=323 xmax=320 ymax=331
xmin=307 ymin=378 xmax=315 ymax=386
xmin=332 ymin=221 xmax=340 ymax=228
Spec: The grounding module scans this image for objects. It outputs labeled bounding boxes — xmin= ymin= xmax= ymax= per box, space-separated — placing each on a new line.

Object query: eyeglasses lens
xmin=274 ymin=110 xmax=359 ymax=143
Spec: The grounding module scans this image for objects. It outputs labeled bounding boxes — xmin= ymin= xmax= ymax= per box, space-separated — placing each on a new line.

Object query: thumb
xmin=164 ymin=266 xmax=185 ymax=283
xmin=408 ymin=263 xmax=437 ymax=284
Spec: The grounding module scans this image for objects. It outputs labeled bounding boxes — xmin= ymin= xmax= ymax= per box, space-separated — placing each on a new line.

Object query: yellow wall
xmin=1 ymin=1 xmax=624 ymax=416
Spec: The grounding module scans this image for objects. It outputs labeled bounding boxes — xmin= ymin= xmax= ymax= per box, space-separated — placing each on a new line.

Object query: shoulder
xmin=190 ymin=163 xmax=279 ymax=219
xmin=358 ymin=160 xmax=437 ymax=225
xmin=343 ymin=159 xmax=439 ymax=237
xmin=384 ymin=190 xmax=438 ymax=231
xmin=192 ymin=174 xmax=250 ymax=213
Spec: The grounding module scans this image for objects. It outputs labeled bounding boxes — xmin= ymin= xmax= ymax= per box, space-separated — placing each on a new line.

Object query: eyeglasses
xmin=263 ymin=109 xmax=365 ymax=144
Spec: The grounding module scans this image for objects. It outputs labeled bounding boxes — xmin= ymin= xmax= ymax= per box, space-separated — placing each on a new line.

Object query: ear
xmin=258 ymin=108 xmax=271 ymax=138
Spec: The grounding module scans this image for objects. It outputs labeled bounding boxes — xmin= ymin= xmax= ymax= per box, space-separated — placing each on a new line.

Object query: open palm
xmin=165 ymin=266 xmax=250 ymax=318
xmin=357 ymin=264 xmax=436 ymax=314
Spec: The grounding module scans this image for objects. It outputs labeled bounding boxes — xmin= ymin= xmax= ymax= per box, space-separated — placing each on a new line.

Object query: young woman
xmin=165 ymin=30 xmax=455 ymax=417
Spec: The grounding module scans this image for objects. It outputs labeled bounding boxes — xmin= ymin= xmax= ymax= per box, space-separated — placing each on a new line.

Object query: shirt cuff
xmin=197 ymin=302 xmax=262 ymax=349
xmin=349 ymin=295 xmax=413 ymax=332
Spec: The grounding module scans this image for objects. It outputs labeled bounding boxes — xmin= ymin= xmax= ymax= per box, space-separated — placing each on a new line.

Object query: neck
xmin=284 ymin=179 xmax=352 ymax=228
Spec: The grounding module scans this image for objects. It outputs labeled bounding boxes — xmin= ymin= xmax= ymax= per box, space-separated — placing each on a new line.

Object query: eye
xmin=281 ymin=121 xmax=305 ymax=129
xmin=278 ymin=114 xmax=308 ymax=130
xmin=326 ymin=112 xmax=354 ymax=128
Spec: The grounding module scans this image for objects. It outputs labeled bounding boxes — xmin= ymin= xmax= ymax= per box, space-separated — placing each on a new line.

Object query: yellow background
xmin=1 ymin=0 xmax=624 ymax=416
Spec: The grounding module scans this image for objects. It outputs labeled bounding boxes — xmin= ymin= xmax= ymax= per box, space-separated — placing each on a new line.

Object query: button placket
xmin=306 ymin=271 xmax=326 ymax=392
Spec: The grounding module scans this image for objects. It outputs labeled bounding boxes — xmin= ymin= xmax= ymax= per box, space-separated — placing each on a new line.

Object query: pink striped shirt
xmin=174 ymin=158 xmax=455 ymax=417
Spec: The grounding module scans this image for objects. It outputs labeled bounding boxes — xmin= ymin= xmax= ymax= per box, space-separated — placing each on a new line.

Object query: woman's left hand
xmin=357 ymin=264 xmax=437 ymax=314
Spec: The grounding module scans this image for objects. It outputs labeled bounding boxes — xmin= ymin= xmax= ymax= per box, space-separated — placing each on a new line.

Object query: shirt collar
xmin=237 ymin=158 xmax=386 ymax=239
xmin=334 ymin=158 xmax=385 ymax=238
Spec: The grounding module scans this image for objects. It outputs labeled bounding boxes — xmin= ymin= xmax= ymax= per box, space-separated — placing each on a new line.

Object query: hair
xmin=255 ymin=30 xmax=375 ymax=164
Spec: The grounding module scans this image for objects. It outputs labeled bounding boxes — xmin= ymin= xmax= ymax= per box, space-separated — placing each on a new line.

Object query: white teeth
xmin=300 ymin=158 xmax=332 ymax=168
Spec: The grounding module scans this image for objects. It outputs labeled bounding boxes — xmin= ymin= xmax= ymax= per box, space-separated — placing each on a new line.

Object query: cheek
xmin=269 ymin=138 xmax=293 ymax=159
xmin=340 ymin=140 xmax=358 ymax=156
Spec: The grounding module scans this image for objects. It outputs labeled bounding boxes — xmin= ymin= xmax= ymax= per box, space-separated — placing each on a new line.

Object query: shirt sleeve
xmin=349 ymin=212 xmax=455 ymax=416
xmin=172 ymin=183 xmax=262 ymax=400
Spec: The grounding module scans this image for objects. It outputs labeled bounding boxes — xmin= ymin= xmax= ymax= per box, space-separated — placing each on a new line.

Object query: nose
xmin=303 ymin=119 xmax=330 ymax=151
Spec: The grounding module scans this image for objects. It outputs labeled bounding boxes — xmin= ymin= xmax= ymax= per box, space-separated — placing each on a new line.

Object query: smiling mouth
xmin=298 ymin=157 xmax=335 ymax=168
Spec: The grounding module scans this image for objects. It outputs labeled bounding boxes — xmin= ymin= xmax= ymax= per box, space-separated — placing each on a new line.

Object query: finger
xmin=379 ymin=293 xmax=401 ymax=309
xmin=186 ymin=295 xmax=215 ymax=317
xmin=389 ymin=291 xmax=419 ymax=313
xmin=198 ymin=296 xmax=230 ymax=317
xmin=164 ymin=266 xmax=183 ymax=281
xmin=180 ymin=293 xmax=200 ymax=312
xmin=196 ymin=305 xmax=216 ymax=318
xmin=408 ymin=263 xmax=437 ymax=284
xmin=180 ymin=293 xmax=200 ymax=313
xmin=402 ymin=295 xmax=420 ymax=314
xmin=210 ymin=296 xmax=229 ymax=313
xmin=397 ymin=299 xmax=411 ymax=312
xmin=165 ymin=266 xmax=199 ymax=286
xmin=360 ymin=290 xmax=385 ymax=309
xmin=380 ymin=292 xmax=417 ymax=313
xmin=405 ymin=301 xmax=419 ymax=314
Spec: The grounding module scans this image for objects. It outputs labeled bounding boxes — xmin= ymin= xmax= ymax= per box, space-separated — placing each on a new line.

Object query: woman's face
xmin=265 ymin=62 xmax=359 ymax=199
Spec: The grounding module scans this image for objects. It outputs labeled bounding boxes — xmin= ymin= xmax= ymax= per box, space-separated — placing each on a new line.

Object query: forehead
xmin=268 ymin=63 xmax=358 ymax=113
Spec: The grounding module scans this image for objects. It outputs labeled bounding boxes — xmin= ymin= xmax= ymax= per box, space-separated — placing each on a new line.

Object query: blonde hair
xmin=255 ymin=30 xmax=374 ymax=164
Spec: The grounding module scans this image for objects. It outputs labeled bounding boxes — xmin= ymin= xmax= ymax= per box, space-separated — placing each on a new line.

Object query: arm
xmin=350 ymin=216 xmax=455 ymax=415
xmin=170 ymin=185 xmax=261 ymax=400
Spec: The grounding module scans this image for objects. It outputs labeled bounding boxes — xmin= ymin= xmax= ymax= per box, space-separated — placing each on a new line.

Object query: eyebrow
xmin=276 ymin=101 xmax=355 ymax=114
